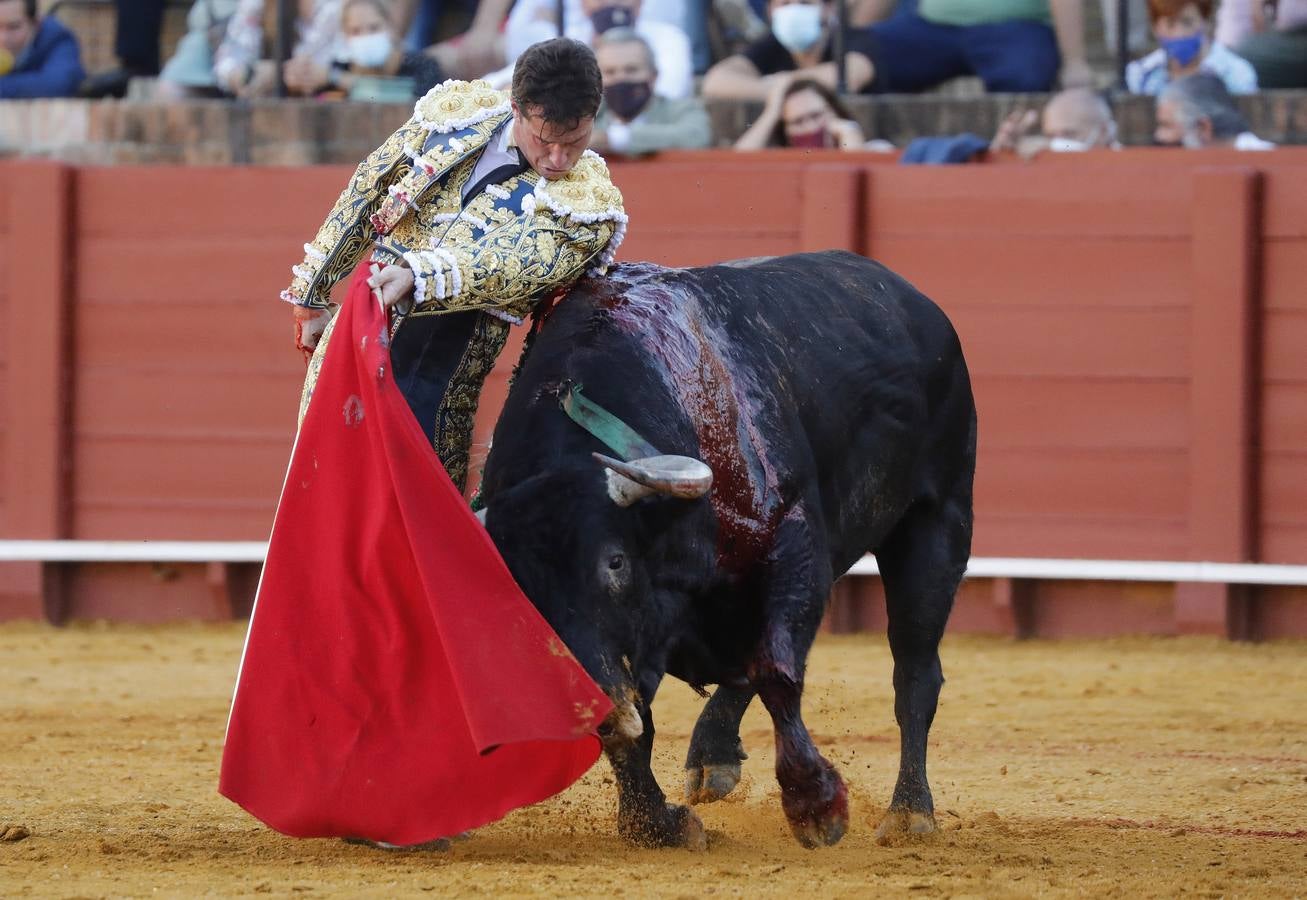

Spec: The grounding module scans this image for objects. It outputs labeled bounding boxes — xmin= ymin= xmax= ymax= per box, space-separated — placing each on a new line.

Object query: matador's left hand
xmin=294 ymin=305 xmax=330 ymax=356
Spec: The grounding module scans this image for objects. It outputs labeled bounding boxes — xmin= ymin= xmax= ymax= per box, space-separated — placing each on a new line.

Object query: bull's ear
xmin=593 ymin=453 xmax=713 ymax=507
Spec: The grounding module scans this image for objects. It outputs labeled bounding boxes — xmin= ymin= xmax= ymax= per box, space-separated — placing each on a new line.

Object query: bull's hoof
xmin=618 ymin=802 xmax=709 ymax=851
xmin=872 ymin=808 xmax=936 ymax=846
xmin=685 ymin=761 xmax=743 ymax=805
xmin=783 ymin=774 xmax=849 ymax=848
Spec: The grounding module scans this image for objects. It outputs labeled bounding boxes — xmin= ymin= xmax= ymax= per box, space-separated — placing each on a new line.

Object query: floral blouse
xmin=213 ymin=0 xmax=342 ymax=86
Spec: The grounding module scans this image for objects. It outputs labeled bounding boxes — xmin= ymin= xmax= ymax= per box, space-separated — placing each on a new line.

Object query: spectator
xmin=1154 ymin=71 xmax=1274 ymax=148
xmin=860 ymin=0 xmax=1094 ymax=94
xmin=735 ymin=75 xmax=865 ymax=148
xmin=283 ymin=0 xmax=443 ymax=99
xmin=155 ymin=0 xmax=241 ymax=101
xmin=212 ymin=0 xmax=342 ymax=99
xmin=393 ymin=0 xmax=471 ymax=51
xmin=902 ymin=87 xmax=1118 ymax=163
xmin=80 ymin=0 xmax=167 ymax=98
xmin=504 ymin=0 xmax=693 ymax=98
xmin=394 ymin=0 xmax=512 ymax=80
xmin=1126 ymin=0 xmax=1257 ymax=95
xmin=0 ymin=0 xmax=85 ymax=98
xmin=702 ymin=0 xmax=877 ymax=98
xmin=1217 ymin=0 xmax=1307 ymax=88
xmin=592 ymin=28 xmax=710 ymax=154
xmin=991 ymin=87 xmax=1119 ymax=154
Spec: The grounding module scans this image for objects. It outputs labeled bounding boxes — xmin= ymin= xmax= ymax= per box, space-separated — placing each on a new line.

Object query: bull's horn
xmin=593 ymin=453 xmax=712 ymax=507
xmin=474 ymin=507 xmax=488 ymax=526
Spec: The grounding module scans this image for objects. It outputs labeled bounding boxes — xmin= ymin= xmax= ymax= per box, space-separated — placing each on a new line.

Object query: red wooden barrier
xmin=2 ymin=150 xmax=1307 ymax=636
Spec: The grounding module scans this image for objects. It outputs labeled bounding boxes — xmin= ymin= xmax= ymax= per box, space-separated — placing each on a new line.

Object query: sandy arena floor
xmin=1 ymin=623 xmax=1305 ymax=898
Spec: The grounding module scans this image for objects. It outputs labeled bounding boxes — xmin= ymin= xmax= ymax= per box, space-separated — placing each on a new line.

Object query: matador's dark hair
xmin=22 ymin=0 xmax=39 ymax=19
xmin=511 ymin=38 xmax=603 ymax=129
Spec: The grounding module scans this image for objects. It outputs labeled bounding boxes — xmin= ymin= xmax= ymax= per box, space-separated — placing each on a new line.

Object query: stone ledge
xmin=0 ymin=93 xmax=1303 ymax=165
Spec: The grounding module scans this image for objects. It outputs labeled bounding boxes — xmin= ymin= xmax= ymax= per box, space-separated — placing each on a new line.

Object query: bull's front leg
xmin=604 ymin=704 xmax=708 ymax=850
xmin=749 ymin=509 xmax=848 ymax=848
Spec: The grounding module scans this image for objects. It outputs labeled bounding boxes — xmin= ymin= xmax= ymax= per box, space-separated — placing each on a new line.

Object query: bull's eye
xmin=607 ymin=554 xmax=625 ymax=571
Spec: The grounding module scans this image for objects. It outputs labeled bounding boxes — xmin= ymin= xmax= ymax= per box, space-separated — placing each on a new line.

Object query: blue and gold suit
xmin=284 ymin=80 xmax=627 ymax=490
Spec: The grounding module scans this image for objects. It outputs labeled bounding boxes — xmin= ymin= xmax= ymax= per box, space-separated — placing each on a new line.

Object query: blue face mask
xmin=1159 ymin=32 xmax=1204 ymax=66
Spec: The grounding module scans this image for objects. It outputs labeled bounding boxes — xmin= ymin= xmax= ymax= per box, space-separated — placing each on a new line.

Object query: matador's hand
xmin=368 ymin=264 xmax=416 ymax=309
xmin=294 ymin=305 xmax=330 ymax=356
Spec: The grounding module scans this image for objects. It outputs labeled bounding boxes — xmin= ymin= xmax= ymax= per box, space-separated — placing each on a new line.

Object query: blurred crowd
xmin=0 ymin=0 xmax=1302 ymax=154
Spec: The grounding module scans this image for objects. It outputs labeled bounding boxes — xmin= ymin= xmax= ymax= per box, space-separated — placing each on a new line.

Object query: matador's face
xmin=512 ymin=104 xmax=595 ymax=181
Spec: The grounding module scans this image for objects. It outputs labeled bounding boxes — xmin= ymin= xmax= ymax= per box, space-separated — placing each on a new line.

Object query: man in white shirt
xmin=504 ymin=0 xmax=693 ymax=98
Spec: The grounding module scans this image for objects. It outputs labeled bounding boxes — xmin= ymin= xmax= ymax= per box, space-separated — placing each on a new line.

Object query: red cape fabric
xmin=220 ymin=267 xmax=612 ymax=845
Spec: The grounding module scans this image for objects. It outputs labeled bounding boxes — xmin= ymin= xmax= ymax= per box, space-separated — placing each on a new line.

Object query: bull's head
xmin=480 ymin=453 xmax=712 ymax=745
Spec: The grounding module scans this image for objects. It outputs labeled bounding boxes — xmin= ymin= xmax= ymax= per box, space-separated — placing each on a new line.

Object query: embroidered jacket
xmin=288 ymin=79 xmax=626 ymax=491
xmin=282 ymin=78 xmax=627 ymax=321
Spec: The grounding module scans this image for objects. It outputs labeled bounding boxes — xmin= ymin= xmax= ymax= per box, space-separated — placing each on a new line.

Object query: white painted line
xmin=2 ymin=542 xmax=1307 ymax=586
xmin=846 ymin=556 xmax=1307 ymax=586
xmin=0 ymin=541 xmax=268 ymax=563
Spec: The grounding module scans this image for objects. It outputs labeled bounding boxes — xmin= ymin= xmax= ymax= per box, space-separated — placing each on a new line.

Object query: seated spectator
xmin=503 ymin=0 xmax=693 ymax=98
xmin=283 ymin=0 xmax=443 ymax=99
xmin=393 ymin=0 xmax=472 ymax=51
xmin=394 ymin=0 xmax=511 ymax=81
xmin=155 ymin=0 xmax=241 ymax=101
xmin=1154 ymin=71 xmax=1274 ymax=148
xmin=735 ymin=75 xmax=865 ymax=148
xmin=591 ymin=28 xmax=711 ymax=154
xmin=0 ymin=0 xmax=85 ymax=98
xmin=80 ymin=0 xmax=166 ymax=99
xmin=858 ymin=0 xmax=1093 ymax=95
xmin=1126 ymin=0 xmax=1257 ymax=95
xmin=991 ymin=87 xmax=1119 ymax=155
xmin=702 ymin=0 xmax=876 ymax=99
xmin=902 ymin=87 xmax=1117 ymax=163
xmin=212 ymin=0 xmax=343 ymax=99
xmin=1217 ymin=0 xmax=1307 ymax=88
xmin=740 ymin=0 xmax=893 ymax=25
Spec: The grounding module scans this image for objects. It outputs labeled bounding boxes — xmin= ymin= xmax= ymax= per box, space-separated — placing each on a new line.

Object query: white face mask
xmin=1048 ymin=137 xmax=1092 ymax=152
xmin=346 ymin=32 xmax=393 ymax=69
xmin=771 ymin=4 xmax=824 ymax=54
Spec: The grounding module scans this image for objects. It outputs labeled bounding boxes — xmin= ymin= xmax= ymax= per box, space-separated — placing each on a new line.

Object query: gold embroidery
xmin=298 ymin=307 xmax=339 ymax=425
xmin=432 ymin=313 xmax=511 ymax=491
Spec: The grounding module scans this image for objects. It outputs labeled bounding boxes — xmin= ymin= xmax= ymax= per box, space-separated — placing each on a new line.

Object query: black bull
xmin=479 ymin=250 xmax=976 ymax=849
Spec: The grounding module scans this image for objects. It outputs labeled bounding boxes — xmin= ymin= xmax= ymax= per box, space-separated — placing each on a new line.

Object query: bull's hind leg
xmin=749 ymin=509 xmax=848 ymax=848
xmin=872 ymin=495 xmax=970 ymax=844
xmin=606 ymin=704 xmax=708 ymax=850
xmin=684 ymin=681 xmax=753 ymax=805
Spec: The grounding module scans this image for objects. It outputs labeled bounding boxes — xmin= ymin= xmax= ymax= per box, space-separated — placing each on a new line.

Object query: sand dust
xmin=2 ymin=623 xmax=1305 ymax=898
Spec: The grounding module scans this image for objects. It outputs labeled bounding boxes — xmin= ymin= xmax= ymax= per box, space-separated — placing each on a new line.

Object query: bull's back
xmin=683 ymin=251 xmax=973 ymax=566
